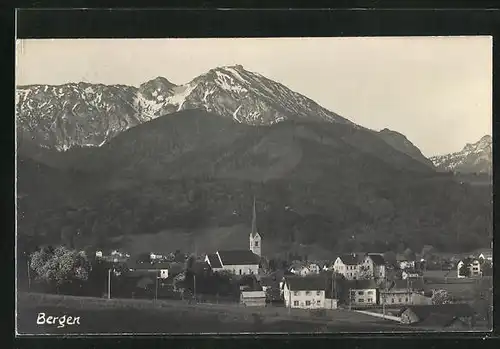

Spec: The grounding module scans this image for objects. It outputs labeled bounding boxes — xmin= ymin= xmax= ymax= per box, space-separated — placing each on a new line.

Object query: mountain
xmin=430 ymin=135 xmax=492 ymax=174
xmin=16 ymin=83 xmax=146 ymax=151
xmin=17 ymin=110 xmax=492 ymax=255
xmin=376 ymin=128 xmax=434 ymax=168
xmin=16 ymin=65 xmax=352 ymax=152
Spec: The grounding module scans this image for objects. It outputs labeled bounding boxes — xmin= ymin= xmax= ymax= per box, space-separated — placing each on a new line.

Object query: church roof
xmin=217 ymin=250 xmax=260 ymax=266
xmin=206 ymin=253 xmax=222 ymax=268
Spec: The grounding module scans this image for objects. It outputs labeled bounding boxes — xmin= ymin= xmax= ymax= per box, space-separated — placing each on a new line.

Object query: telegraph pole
xmin=193 ymin=274 xmax=196 ymax=303
xmin=331 ymin=271 xmax=335 ymax=309
xmin=27 ymin=259 xmax=31 ymax=290
xmin=155 ymin=270 xmax=159 ymax=301
xmin=107 ymin=269 xmax=111 ymax=299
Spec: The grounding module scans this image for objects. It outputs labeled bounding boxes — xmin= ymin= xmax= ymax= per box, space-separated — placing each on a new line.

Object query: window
xmin=316 ymin=291 xmax=321 ymax=296
xmin=367 ymin=298 xmax=372 ymax=303
xmin=350 ymin=291 xmax=356 ymax=296
xmin=294 ymin=291 xmax=300 ymax=296
xmin=358 ymin=291 xmax=364 ymax=295
xmin=405 ymin=298 xmax=408 ymax=302
xmin=255 ymin=241 xmax=259 ymax=247
xmin=293 ymin=301 xmax=299 ymax=306
xmin=305 ymin=291 xmax=311 ymax=296
xmin=391 ymin=299 xmax=395 ymax=304
xmin=317 ymin=300 xmax=321 ymax=304
xmin=398 ymin=298 xmax=402 ymax=303
xmin=358 ymin=299 xmax=364 ymax=303
xmin=367 ymin=291 xmax=374 ymax=295
xmin=239 ymin=269 xmax=242 ymax=275
xmin=306 ymin=301 xmax=311 ymax=306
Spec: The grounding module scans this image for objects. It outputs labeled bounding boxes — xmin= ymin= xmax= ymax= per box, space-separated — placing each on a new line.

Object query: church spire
xmin=251 ymin=196 xmax=257 ymax=237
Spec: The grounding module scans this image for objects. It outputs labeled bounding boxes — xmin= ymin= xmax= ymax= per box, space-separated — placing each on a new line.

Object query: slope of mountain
xmin=376 ymin=128 xmax=435 ymax=168
xmin=16 ymin=82 xmax=150 ymax=151
xmin=16 ymin=65 xmax=353 ymax=152
xmin=51 ymin=109 xmax=433 ymax=178
xmin=17 ymin=110 xmax=491 ymax=254
xmin=430 ymin=135 xmax=492 ymax=174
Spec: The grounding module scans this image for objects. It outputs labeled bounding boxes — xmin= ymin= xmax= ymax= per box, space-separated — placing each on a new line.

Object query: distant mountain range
xmin=16 ymin=65 xmax=352 ymax=152
xmin=16 ymin=65 xmax=492 ymax=256
xmin=430 ymin=135 xmax=492 ymax=175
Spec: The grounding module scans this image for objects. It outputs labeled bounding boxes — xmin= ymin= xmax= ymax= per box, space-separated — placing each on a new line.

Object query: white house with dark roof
xmin=361 ymin=254 xmax=387 ymax=279
xmin=345 ymin=279 xmax=379 ymax=306
xmin=333 ymin=254 xmax=362 ymax=280
xmin=282 ymin=275 xmax=338 ymax=309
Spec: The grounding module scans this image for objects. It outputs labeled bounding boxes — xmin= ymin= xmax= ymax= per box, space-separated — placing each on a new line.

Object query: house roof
xmin=367 ymin=254 xmax=386 ymax=266
xmin=416 ymin=312 xmax=461 ymax=327
xmin=241 ymin=291 xmax=266 ymax=298
xmin=284 ymin=275 xmax=328 ymax=291
xmin=217 ymin=250 xmax=260 ymax=266
xmin=389 ymin=279 xmax=426 ymax=291
xmin=343 ymin=279 xmax=378 ymax=290
xmin=206 ymin=253 xmax=222 ymax=268
xmin=337 ymin=254 xmax=361 ymax=265
xmin=398 ymin=304 xmax=475 ymax=319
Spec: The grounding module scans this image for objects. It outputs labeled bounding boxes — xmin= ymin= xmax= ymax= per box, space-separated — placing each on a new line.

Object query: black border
xmin=9 ymin=7 xmax=500 ymax=349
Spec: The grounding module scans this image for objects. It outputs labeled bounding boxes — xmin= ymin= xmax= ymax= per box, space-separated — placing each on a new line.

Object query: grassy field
xmin=17 ymin=292 xmax=423 ymax=335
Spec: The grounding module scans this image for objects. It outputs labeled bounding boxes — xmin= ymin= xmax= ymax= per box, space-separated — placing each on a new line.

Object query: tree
xmin=481 ymin=261 xmax=492 ymax=277
xmin=403 ymin=248 xmax=416 ymax=261
xmin=136 ymin=252 xmax=151 ymax=264
xmin=459 ymin=261 xmax=471 ymax=278
xmin=383 ymin=251 xmax=397 ymax=267
xmin=431 ymin=289 xmax=452 ymax=305
xmin=30 ymin=245 xmax=90 ymax=293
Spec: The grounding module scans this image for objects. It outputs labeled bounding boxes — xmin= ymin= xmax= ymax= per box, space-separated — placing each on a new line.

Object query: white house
xmin=240 ymin=290 xmax=266 ymax=307
xmin=283 ymin=276 xmax=337 ymax=309
xmin=380 ymin=279 xmax=429 ymax=306
xmin=361 ymin=254 xmax=386 ymax=279
xmin=333 ymin=254 xmax=362 ymax=280
xmin=307 ymin=263 xmax=321 ymax=274
xmin=346 ymin=280 xmax=379 ymax=306
xmin=477 ymin=249 xmax=492 ymax=262
xmin=205 ymin=250 xmax=260 ymax=275
xmin=150 ymin=252 xmax=164 ymax=261
xmin=402 ymin=270 xmax=422 ymax=280
xmin=399 ymin=260 xmax=416 ymax=270
xmin=292 ymin=263 xmax=321 ymax=276
xmin=457 ymin=259 xmax=481 ymax=278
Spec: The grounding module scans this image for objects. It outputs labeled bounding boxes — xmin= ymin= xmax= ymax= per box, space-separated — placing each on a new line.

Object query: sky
xmin=16 ymin=37 xmax=492 ymax=157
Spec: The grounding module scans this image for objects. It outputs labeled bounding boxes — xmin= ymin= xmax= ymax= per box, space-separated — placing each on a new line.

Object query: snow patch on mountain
xmin=17 ymin=64 xmax=354 ymax=151
xmin=430 ymin=135 xmax=492 ymax=174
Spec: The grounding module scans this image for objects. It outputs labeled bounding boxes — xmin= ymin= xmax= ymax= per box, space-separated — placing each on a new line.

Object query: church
xmin=205 ymin=198 xmax=262 ymax=275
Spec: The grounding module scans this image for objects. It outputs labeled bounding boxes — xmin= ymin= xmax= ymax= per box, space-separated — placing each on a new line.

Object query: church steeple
xmin=249 ymin=197 xmax=261 ymax=256
xmin=251 ymin=196 xmax=257 ymax=237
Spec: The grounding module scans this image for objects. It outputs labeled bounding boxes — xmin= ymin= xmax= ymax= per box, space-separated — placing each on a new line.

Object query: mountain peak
xmin=140 ymin=76 xmax=177 ymax=89
xmin=377 ymin=128 xmax=434 ymax=167
xmin=431 ymin=135 xmax=492 ymax=174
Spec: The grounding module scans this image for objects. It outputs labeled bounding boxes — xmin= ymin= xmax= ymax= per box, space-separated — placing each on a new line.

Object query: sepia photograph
xmin=15 ymin=37 xmax=493 ymax=335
